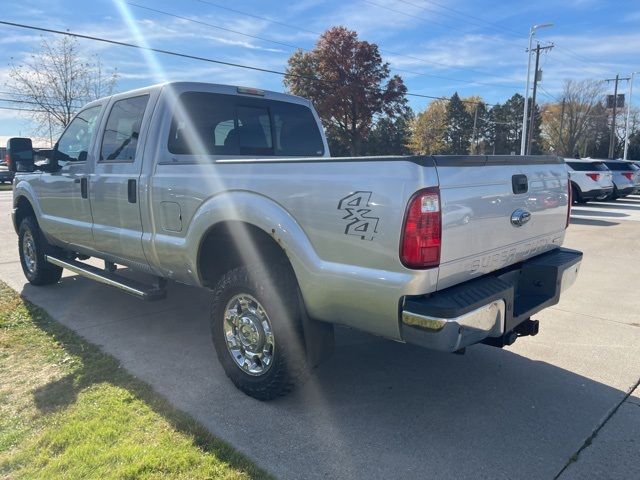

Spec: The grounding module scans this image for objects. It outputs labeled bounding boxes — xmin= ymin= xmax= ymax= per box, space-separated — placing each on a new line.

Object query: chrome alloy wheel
xmin=22 ymin=230 xmax=37 ymax=275
xmin=223 ymin=294 xmax=275 ymax=376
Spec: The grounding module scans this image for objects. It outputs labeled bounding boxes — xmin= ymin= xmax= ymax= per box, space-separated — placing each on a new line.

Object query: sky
xmin=0 ymin=0 xmax=638 ymax=141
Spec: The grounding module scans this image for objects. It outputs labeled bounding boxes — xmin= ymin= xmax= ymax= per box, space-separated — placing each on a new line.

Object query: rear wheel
xmin=210 ymin=264 xmax=309 ymax=400
xmin=18 ymin=217 xmax=63 ymax=285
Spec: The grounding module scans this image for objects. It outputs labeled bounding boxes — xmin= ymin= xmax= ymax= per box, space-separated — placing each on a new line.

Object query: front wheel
xmin=210 ymin=264 xmax=309 ymax=400
xmin=18 ymin=217 xmax=63 ymax=285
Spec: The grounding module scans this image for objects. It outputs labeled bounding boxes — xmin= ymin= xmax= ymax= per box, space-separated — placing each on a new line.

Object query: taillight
xmin=400 ymin=188 xmax=441 ymax=269
xmin=623 ymin=172 xmax=634 ymax=181
xmin=566 ymin=180 xmax=572 ymax=228
xmin=4 ymin=153 xmax=10 ymax=169
xmin=586 ymin=173 xmax=600 ymax=181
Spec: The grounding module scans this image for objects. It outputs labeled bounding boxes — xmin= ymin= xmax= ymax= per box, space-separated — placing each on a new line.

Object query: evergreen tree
xmin=443 ymin=93 xmax=473 ymax=154
xmin=363 ymin=108 xmax=414 ymax=156
xmin=488 ymin=94 xmax=525 ymax=154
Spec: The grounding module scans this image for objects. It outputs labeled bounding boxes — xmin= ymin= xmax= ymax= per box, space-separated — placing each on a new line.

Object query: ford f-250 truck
xmin=7 ymin=82 xmax=582 ymax=400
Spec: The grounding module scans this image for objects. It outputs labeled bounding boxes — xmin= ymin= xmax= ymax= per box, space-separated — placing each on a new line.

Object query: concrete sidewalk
xmin=1 ymin=190 xmax=639 ymax=479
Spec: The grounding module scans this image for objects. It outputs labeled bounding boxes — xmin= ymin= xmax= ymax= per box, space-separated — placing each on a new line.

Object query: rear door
xmin=90 ymin=93 xmax=154 ymax=266
xmin=435 ymin=156 xmax=569 ymax=290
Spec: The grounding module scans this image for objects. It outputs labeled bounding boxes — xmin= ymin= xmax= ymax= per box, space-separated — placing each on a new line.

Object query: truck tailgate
xmin=434 ymin=156 xmax=569 ymax=290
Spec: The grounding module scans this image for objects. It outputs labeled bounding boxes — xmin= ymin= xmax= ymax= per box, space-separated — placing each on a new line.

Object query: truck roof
xmin=86 ymin=81 xmax=313 ymax=109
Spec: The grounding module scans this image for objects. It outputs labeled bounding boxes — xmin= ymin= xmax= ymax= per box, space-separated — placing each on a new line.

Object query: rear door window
xmin=100 ymin=95 xmax=149 ymax=162
xmin=168 ymin=92 xmax=324 ymax=157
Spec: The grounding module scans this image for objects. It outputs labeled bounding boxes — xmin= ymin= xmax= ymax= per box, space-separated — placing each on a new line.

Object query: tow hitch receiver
xmin=484 ymin=318 xmax=540 ymax=348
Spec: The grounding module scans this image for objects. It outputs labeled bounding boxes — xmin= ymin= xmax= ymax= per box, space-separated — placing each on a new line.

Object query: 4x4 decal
xmin=337 ymin=191 xmax=380 ymax=241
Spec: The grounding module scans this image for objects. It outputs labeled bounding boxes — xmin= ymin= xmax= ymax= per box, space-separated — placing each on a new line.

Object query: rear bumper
xmin=582 ymin=187 xmax=613 ymax=200
xmin=617 ymin=186 xmax=635 ymax=197
xmin=401 ymin=248 xmax=582 ymax=352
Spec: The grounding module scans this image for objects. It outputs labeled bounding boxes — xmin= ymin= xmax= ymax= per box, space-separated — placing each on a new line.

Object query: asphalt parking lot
xmin=1 ymin=189 xmax=639 ymax=480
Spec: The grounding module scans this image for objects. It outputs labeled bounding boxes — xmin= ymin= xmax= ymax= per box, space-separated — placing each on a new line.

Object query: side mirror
xmin=6 ymin=137 xmax=35 ymax=173
xmin=34 ymin=148 xmax=54 ymax=161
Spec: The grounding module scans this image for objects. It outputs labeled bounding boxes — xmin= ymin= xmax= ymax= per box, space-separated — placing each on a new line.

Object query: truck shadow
xmin=18 ymin=274 xmax=638 ymax=480
xmin=570 ymin=208 xmax=628 ymax=218
xmin=584 ymin=202 xmax=640 ymax=211
xmin=570 ymin=217 xmax=619 ymax=227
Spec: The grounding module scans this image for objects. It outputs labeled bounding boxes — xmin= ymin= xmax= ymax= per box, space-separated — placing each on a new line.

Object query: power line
xmin=0 ymin=19 xmax=501 ymax=107
xmin=0 ymin=20 xmax=323 ymax=82
xmin=395 ymin=0 xmax=524 ymax=39
xmin=538 ymin=86 xmax=561 ymax=103
xmin=196 ymin=0 xmax=318 ymax=35
xmin=361 ymin=0 xmax=525 ymax=50
xmin=192 ymin=0 xmax=522 ymax=83
xmin=393 ymin=67 xmax=520 ymax=90
xmin=193 ymin=0 xmax=525 ymax=81
xmin=127 ymin=3 xmax=521 ymax=90
xmin=0 ymin=105 xmax=46 ymax=113
xmin=127 ymin=3 xmax=300 ymax=50
xmin=0 ymin=97 xmax=84 ymax=108
xmin=396 ymin=0 xmax=619 ymax=71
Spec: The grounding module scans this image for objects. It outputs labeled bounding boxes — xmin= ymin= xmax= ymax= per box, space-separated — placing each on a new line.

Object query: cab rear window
xmin=168 ymin=92 xmax=324 ymax=157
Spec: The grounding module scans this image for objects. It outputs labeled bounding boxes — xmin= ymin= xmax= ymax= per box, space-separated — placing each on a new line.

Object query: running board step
xmin=45 ymin=255 xmax=166 ymax=301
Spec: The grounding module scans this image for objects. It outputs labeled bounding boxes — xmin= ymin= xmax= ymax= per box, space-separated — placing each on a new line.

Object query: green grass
xmin=0 ymin=282 xmax=272 ymax=479
xmin=0 ymin=184 xmax=12 ymax=191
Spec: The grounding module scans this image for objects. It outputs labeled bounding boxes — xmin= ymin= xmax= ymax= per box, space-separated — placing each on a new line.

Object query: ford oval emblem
xmin=511 ymin=209 xmax=531 ymax=227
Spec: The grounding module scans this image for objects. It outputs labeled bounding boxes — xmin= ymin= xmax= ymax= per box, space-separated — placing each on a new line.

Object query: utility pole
xmin=605 ymin=74 xmax=630 ymax=159
xmin=559 ymin=97 xmax=566 ymax=153
xmin=471 ymin=104 xmax=478 ymax=154
xmin=526 ymin=42 xmax=553 ymax=154
xmin=623 ymin=72 xmax=637 ymax=160
xmin=559 ymin=98 xmax=566 ymax=135
xmin=520 ymin=23 xmax=553 ymax=155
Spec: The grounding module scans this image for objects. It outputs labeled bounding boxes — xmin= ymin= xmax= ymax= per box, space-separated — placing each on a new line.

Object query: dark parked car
xmin=0 ymin=162 xmax=14 ymax=184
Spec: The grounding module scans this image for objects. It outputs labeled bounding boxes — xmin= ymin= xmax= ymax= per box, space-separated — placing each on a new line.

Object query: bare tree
xmin=541 ymin=79 xmax=604 ymax=157
xmin=8 ymin=36 xmax=118 ymax=139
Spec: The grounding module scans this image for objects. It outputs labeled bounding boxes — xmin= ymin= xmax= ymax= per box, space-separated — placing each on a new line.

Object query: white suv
xmin=565 ymin=159 xmax=614 ymax=203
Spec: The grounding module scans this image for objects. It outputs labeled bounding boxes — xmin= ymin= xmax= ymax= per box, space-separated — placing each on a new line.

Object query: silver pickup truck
xmin=7 ymin=82 xmax=582 ymax=400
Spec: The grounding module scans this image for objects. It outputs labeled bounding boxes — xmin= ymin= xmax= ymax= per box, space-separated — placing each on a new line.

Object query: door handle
xmin=80 ymin=178 xmax=88 ymax=199
xmin=128 ymin=179 xmax=137 ymax=203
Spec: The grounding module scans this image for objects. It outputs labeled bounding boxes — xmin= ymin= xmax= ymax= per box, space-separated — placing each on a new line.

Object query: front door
xmin=37 ymin=105 xmax=103 ymax=250
xmin=90 ymin=94 xmax=150 ymax=266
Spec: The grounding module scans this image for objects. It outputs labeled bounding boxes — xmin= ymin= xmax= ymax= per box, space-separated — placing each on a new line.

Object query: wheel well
xmin=14 ymin=196 xmax=36 ymax=230
xmin=198 ymin=221 xmax=295 ymax=288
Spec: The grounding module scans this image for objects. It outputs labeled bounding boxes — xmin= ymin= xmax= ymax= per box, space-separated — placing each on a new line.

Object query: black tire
xmin=210 ymin=263 xmax=309 ymax=400
xmin=571 ymin=184 xmax=582 ymax=204
xmin=18 ymin=217 xmax=63 ymax=286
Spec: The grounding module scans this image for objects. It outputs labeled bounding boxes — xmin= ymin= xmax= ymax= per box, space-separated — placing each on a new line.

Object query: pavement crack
xmin=553 ymin=376 xmax=640 ymax=479
xmin=548 ymin=306 xmax=639 ymax=328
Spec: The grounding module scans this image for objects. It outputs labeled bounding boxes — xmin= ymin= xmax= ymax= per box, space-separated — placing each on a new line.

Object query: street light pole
xmin=623 ymin=72 xmax=637 ymax=161
xmin=520 ymin=23 xmax=553 ymax=155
